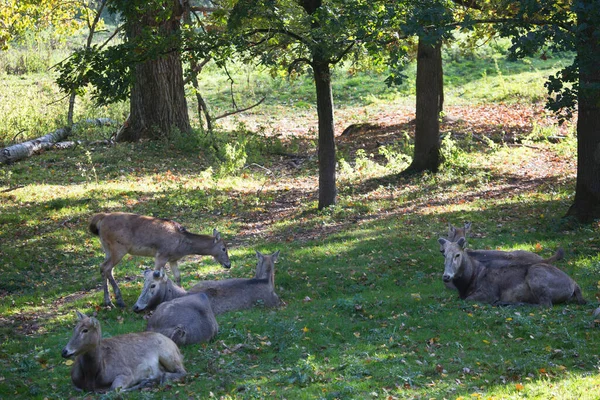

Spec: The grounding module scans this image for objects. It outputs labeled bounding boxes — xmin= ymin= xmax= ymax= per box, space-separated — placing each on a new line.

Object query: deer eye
xmin=82 ymin=329 xmax=88 ymax=333
xmin=150 ymin=284 xmax=156 ymax=289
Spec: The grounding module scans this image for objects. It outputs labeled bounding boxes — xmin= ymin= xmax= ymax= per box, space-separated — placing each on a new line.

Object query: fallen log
xmin=0 ymin=118 xmax=115 ymax=165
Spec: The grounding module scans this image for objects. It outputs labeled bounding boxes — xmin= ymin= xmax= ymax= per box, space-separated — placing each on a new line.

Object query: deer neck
xmin=455 ymin=252 xmax=478 ymax=299
xmin=184 ymin=232 xmax=215 ymax=256
xmin=78 ymin=342 xmax=103 ymax=382
xmin=166 ymin=279 xmax=188 ymax=300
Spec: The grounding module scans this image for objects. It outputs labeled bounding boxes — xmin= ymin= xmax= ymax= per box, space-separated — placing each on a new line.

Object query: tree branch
xmin=214 ymin=97 xmax=266 ymax=121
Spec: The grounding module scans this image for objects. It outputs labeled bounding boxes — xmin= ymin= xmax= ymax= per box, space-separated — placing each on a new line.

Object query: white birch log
xmin=0 ymin=118 xmax=115 ymax=165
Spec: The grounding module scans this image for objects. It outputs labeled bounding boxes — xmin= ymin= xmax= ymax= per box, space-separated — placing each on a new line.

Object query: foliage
xmin=493 ymin=0 xmax=599 ymax=122
xmin=0 ymin=0 xmax=90 ymax=50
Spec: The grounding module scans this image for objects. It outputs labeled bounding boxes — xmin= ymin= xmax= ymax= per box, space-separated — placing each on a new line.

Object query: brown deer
xmin=446 ymin=222 xmax=472 ymax=244
xmin=61 ymin=311 xmax=186 ymax=392
xmin=438 ymin=237 xmax=585 ymax=307
xmin=89 ymin=212 xmax=231 ymax=307
xmin=133 ymin=250 xmax=280 ymax=315
xmin=146 ymin=292 xmax=219 ymax=346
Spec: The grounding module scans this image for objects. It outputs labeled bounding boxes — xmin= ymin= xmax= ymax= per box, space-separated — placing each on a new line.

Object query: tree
xmin=499 ymin=0 xmax=600 ymax=221
xmin=225 ymin=0 xmax=397 ymax=209
xmin=56 ymin=0 xmax=192 ymax=142
xmin=111 ymin=0 xmax=191 ymax=141
xmin=404 ymin=37 xmax=443 ymax=174
xmin=380 ymin=0 xmax=451 ymax=175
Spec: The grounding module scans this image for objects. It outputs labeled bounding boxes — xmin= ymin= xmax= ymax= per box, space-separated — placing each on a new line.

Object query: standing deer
xmin=61 ymin=311 xmax=186 ymax=392
xmin=89 ymin=212 xmax=231 ymax=307
xmin=146 ymin=292 xmax=219 ymax=346
xmin=438 ymin=237 xmax=585 ymax=307
xmin=133 ymin=250 xmax=281 ymax=315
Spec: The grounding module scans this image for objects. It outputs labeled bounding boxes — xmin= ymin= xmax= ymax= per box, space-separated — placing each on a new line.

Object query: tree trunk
xmin=403 ymin=37 xmax=442 ymax=174
xmin=116 ymin=1 xmax=191 ymax=142
xmin=0 ymin=118 xmax=114 ymax=164
xmin=566 ymin=11 xmax=600 ymax=222
xmin=313 ymin=60 xmax=337 ymax=209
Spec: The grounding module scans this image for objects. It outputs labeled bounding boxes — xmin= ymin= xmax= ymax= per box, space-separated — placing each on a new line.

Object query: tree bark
xmin=116 ymin=0 xmax=191 ymax=142
xmin=403 ymin=37 xmax=442 ymax=174
xmin=313 ymin=59 xmax=337 ymax=209
xmin=566 ymin=9 xmax=600 ymax=222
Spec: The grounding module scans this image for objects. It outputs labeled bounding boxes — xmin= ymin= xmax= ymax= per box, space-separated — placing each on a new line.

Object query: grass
xmin=1 ymin=36 xmax=600 ymax=399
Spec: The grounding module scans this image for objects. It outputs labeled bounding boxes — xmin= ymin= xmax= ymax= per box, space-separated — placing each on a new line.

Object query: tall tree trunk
xmin=313 ymin=59 xmax=337 ymax=209
xmin=116 ymin=1 xmax=191 ymax=142
xmin=403 ymin=37 xmax=442 ymax=174
xmin=566 ymin=11 xmax=600 ymax=221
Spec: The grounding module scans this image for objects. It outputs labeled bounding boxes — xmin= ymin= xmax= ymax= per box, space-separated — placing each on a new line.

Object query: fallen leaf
xmin=515 ymin=383 xmax=524 ymax=391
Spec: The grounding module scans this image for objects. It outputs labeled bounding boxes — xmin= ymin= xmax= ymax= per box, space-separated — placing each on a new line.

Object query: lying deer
xmin=133 ymin=250 xmax=281 ymax=315
xmin=89 ymin=212 xmax=231 ymax=307
xmin=61 ymin=311 xmax=186 ymax=392
xmin=147 ymin=292 xmax=219 ymax=346
xmin=441 ymin=222 xmax=564 ymax=289
xmin=439 ymin=237 xmax=585 ymax=307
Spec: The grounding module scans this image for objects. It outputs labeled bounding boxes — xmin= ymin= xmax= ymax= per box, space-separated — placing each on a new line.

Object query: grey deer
xmin=61 ymin=310 xmax=186 ymax=392
xmin=441 ymin=222 xmax=564 ymax=289
xmin=146 ymin=291 xmax=218 ymax=346
xmin=134 ymin=250 xmax=281 ymax=315
xmin=89 ymin=212 xmax=231 ymax=308
xmin=438 ymin=237 xmax=585 ymax=307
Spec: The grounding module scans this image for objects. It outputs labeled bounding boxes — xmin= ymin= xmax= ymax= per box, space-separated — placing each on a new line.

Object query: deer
xmin=133 ymin=250 xmax=281 ymax=315
xmin=438 ymin=237 xmax=585 ymax=307
xmin=61 ymin=310 xmax=186 ymax=392
xmin=440 ymin=222 xmax=564 ymax=289
xmin=89 ymin=212 xmax=231 ymax=308
xmin=146 ymin=292 xmax=219 ymax=346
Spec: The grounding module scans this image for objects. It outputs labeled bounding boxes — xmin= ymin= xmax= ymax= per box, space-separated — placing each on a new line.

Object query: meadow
xmin=1 ymin=37 xmax=599 ymax=399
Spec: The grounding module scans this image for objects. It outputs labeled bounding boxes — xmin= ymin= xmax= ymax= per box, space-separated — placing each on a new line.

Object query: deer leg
xmin=100 ymin=257 xmax=115 ymax=308
xmin=107 ymin=269 xmax=126 ymax=308
xmin=169 ymin=260 xmax=181 ymax=286
xmin=153 ymin=255 xmax=170 ymax=283
xmin=100 ymin=246 xmax=126 ymax=308
xmin=110 ymin=373 xmax=137 ymax=391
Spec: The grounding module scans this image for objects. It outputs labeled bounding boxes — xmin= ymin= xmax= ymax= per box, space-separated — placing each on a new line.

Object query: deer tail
xmin=543 ymin=247 xmax=565 ymax=264
xmin=89 ymin=213 xmax=106 ymax=236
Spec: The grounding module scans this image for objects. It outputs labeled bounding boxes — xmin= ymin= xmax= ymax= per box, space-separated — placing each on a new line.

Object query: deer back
xmin=147 ymin=292 xmax=218 ymax=346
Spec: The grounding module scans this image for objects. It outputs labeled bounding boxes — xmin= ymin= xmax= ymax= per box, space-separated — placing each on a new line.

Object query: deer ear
xmin=90 ymin=317 xmax=100 ymax=329
xmin=271 ymin=250 xmax=280 ymax=263
xmin=213 ymin=229 xmax=221 ymax=242
xmin=438 ymin=238 xmax=448 ymax=246
xmin=457 ymin=237 xmax=466 ymax=248
xmin=448 ymin=223 xmax=455 ymax=235
xmin=255 ymin=250 xmax=263 ymax=260
xmin=76 ymin=310 xmax=86 ymax=321
xmin=464 ymin=222 xmax=472 ymax=232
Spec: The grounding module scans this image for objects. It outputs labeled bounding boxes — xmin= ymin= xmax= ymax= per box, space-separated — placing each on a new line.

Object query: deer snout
xmin=132 ymin=303 xmax=143 ymax=313
xmin=61 ymin=347 xmax=74 ymax=358
xmin=442 ymin=274 xmax=452 ymax=283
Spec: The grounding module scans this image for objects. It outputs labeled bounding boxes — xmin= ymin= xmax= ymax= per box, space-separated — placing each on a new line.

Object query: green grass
xmin=1 ymin=36 xmax=599 ymax=399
